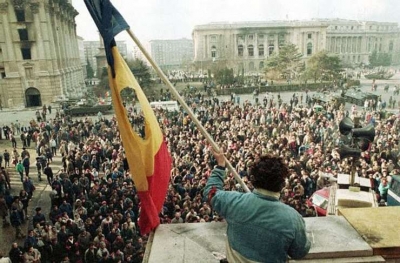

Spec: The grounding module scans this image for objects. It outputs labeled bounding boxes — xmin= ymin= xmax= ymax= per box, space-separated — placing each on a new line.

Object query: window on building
xmin=18 ymin=29 xmax=29 ymax=41
xmin=15 ymin=9 xmax=25 ymax=22
xmin=308 ymin=33 xmax=312 ymax=39
xmin=248 ymin=34 xmax=254 ymax=40
xmin=21 ymin=48 xmax=31 ymax=60
xmin=278 ymin=34 xmax=285 ymax=47
xmin=307 ymin=43 xmax=313 ymax=56
xmin=238 ymin=35 xmax=244 ymax=41
xmin=238 ymin=45 xmax=243 ymax=56
xmin=258 ymin=44 xmax=264 ymax=56
xmin=268 ymin=44 xmax=274 ymax=55
xmin=0 ymin=68 xmax=5 ymax=79
xmin=259 ymin=61 xmax=264 ymax=70
xmin=211 ymin=46 xmax=216 ymax=58
xmin=249 ymin=62 xmax=254 ymax=71
xmin=238 ymin=63 xmax=244 ymax=72
xmin=258 ymin=34 xmax=264 ymax=40
xmin=335 ymin=26 xmax=338 ymax=30
xmin=248 ymin=45 xmax=254 ymax=56
xmin=25 ymin=67 xmax=33 ymax=79
xmin=351 ymin=26 xmax=354 ymax=30
xmin=389 ymin=41 xmax=394 ymax=51
xmin=210 ymin=35 xmax=217 ymax=42
xmin=379 ymin=43 xmax=382 ymax=52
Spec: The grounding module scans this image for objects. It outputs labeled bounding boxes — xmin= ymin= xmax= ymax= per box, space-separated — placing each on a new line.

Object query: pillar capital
xmin=12 ymin=0 xmax=25 ymax=10
xmin=0 ymin=2 xmax=9 ymax=13
xmin=30 ymin=2 xmax=40 ymax=14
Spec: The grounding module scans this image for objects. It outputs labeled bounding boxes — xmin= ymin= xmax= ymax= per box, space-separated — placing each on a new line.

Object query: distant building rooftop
xmin=193 ymin=18 xmax=398 ymax=31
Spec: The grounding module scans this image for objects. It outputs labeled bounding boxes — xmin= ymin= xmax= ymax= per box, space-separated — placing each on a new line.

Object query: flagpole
xmin=126 ymin=29 xmax=250 ymax=193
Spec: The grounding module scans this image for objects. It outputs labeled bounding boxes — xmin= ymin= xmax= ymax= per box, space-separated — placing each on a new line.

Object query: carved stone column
xmin=30 ymin=2 xmax=46 ymax=71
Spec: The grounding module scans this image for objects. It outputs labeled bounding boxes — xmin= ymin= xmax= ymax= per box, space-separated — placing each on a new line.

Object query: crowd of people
xmin=0 ymin=87 xmax=398 ymax=262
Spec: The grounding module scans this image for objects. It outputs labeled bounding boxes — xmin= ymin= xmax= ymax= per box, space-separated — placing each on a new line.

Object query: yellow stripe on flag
xmin=108 ymin=47 xmax=163 ymax=192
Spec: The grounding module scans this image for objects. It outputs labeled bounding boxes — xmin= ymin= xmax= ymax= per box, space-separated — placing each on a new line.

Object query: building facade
xmin=325 ymin=19 xmax=400 ymax=66
xmin=77 ymin=36 xmax=86 ymax=78
xmin=0 ymin=0 xmax=84 ymax=108
xmin=84 ymin=40 xmax=128 ymax=78
xmin=149 ymin=38 xmax=193 ymax=71
xmin=192 ymin=19 xmax=400 ymax=74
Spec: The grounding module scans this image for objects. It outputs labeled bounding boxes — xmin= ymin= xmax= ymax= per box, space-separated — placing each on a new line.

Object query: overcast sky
xmin=72 ymin=0 xmax=400 ymax=42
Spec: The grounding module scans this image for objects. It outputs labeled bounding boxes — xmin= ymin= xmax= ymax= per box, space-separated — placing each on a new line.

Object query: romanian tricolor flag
xmin=84 ymin=0 xmax=171 ymax=235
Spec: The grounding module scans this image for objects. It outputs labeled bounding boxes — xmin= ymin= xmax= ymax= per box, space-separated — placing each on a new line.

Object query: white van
xmin=150 ymin=101 xmax=179 ymax=112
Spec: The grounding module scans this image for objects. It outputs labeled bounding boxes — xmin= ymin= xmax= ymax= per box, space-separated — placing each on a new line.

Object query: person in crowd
xmin=8 ymin=242 xmax=24 ymax=263
xmin=15 ymin=161 xmax=24 ymax=183
xmin=22 ymin=156 xmax=30 ymax=177
xmin=22 ymin=177 xmax=35 ymax=200
xmin=32 ymin=207 xmax=46 ymax=227
xmin=12 ymin=149 xmax=19 ymax=167
xmin=378 ymin=177 xmax=390 ymax=203
xmin=0 ymin=195 xmax=9 ymax=228
xmin=0 ymin=252 xmax=12 ymax=263
xmin=10 ymin=207 xmax=24 ymax=239
xmin=43 ymin=163 xmax=54 ymax=186
xmin=23 ymin=245 xmax=41 ymax=263
xmin=19 ymin=190 xmax=29 ymax=220
xmin=1 ymin=167 xmax=11 ymax=191
xmin=3 ymin=150 xmax=10 ymax=168
xmin=0 ymin=85 xmax=397 ymax=262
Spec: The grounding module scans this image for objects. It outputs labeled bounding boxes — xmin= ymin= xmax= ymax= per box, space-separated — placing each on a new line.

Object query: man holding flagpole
xmin=204 ymin=149 xmax=310 ymax=262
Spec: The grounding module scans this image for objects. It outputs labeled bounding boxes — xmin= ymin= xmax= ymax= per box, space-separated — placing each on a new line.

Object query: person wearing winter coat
xmin=10 ymin=207 xmax=24 ymax=239
xmin=0 ymin=195 xmax=10 ymax=227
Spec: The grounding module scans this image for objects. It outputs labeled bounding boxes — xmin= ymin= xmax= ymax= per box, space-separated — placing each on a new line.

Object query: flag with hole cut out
xmin=84 ymin=0 xmax=171 ymax=235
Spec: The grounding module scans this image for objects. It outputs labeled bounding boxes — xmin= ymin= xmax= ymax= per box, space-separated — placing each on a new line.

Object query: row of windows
xmin=0 ymin=67 xmax=34 ymax=79
xmin=332 ymin=25 xmax=396 ymax=31
xmin=210 ymin=43 xmax=313 ymax=58
xmin=210 ymin=34 xmax=287 ymax=42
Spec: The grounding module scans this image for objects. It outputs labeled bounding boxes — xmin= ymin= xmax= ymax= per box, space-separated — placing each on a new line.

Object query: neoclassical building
xmin=192 ymin=19 xmax=400 ymax=74
xmin=0 ymin=0 xmax=84 ymax=108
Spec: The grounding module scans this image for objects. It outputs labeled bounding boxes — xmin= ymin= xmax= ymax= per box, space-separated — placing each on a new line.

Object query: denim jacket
xmin=204 ymin=168 xmax=310 ymax=263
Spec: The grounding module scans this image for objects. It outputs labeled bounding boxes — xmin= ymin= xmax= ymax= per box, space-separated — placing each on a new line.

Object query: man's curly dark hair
xmin=249 ymin=155 xmax=289 ymax=192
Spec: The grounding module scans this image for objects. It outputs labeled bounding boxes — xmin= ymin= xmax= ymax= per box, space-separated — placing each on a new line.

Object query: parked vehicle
xmin=307 ymin=188 xmax=330 ymax=216
xmin=150 ymin=101 xmax=179 ymax=112
xmin=64 ymin=99 xmax=113 ymax=116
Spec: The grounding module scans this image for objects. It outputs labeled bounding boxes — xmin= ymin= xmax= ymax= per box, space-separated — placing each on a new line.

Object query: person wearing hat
xmin=204 ymin=149 xmax=310 ymax=262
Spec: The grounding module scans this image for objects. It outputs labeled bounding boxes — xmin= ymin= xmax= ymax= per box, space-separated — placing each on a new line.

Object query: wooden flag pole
xmin=126 ymin=29 xmax=250 ymax=193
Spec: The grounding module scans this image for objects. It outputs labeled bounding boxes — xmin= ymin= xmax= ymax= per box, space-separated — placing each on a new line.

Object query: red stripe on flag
xmin=137 ymin=140 xmax=171 ymax=235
